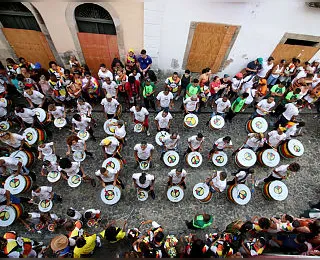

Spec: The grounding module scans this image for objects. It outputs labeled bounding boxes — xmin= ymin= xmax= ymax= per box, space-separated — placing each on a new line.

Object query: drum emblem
xmin=140 ymin=161 xmax=149 ymax=169
xmin=293 ymin=145 xmax=300 ymax=153
xmin=0 ymin=98 xmax=5 ymax=103
xmin=0 ymin=210 xmax=9 ymax=221
xmin=170 ymin=188 xmax=180 ymax=198
xmin=244 ymin=152 xmax=252 ymax=161
xmin=48 ymin=172 xmax=58 ymax=178
xmin=9 ymin=178 xmax=20 ymax=188
xmin=137 ymin=191 xmax=146 ymax=199
xmin=109 ymin=127 xmax=115 ymax=133
xmin=105 ymin=189 xmax=115 ymax=200
xmin=135 ymin=124 xmax=143 ymax=131
xmin=185 ymin=116 xmax=196 ymax=126
xmin=26 ymin=132 xmax=33 ymax=141
xmin=107 ymin=161 xmax=115 ymax=169
xmin=71 ymin=175 xmax=81 ymax=184
xmin=0 ymin=123 xmax=6 ymax=130
xmin=274 ymin=185 xmax=282 ymax=194
xmin=35 ymin=111 xmax=40 ymax=117
xmin=195 ymin=187 xmax=204 ymax=196
xmin=267 ymin=152 xmax=275 ymax=161
xmin=191 ymin=155 xmax=201 ymax=165
xmin=167 ymin=155 xmax=177 ymax=163
xmin=238 ymin=190 xmax=247 ymax=200
xmin=57 ymin=118 xmax=64 ymax=124
xmin=215 ymin=155 xmax=224 ymax=163
xmin=159 ymin=134 xmax=166 ymax=142
xmin=213 ymin=118 xmax=222 ymax=126
xmin=40 ymin=200 xmax=51 ymax=208
xmin=79 ymin=132 xmax=87 ymax=138
xmin=255 ymin=121 xmax=262 ymax=129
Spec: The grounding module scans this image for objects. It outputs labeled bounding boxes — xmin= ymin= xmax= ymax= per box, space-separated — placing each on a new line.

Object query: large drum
xmin=77 ymin=130 xmax=90 ymax=141
xmin=100 ymin=185 xmax=121 ymax=205
xmin=0 ymin=98 xmax=8 ymax=107
xmin=278 ymin=139 xmax=304 ymax=159
xmin=54 ymin=118 xmax=67 ymax=129
xmin=167 ymin=185 xmax=184 ymax=203
xmin=137 ymin=189 xmax=148 ymax=201
xmin=257 ymin=149 xmax=280 ymax=167
xmin=227 ymin=184 xmax=252 ymax=205
xmin=73 ymin=151 xmax=86 ymax=162
xmin=134 ymin=123 xmax=144 ymax=133
xmin=23 ymin=127 xmax=46 ymax=146
xmin=210 ymin=115 xmax=225 ymax=130
xmin=34 ymin=108 xmax=50 ymax=125
xmin=103 ymin=119 xmax=117 ymax=135
xmin=211 ymin=151 xmax=228 ymax=167
xmin=0 ymin=204 xmax=23 ymax=227
xmin=4 ymin=175 xmax=32 ymax=195
xmin=235 ymin=149 xmax=257 ymax=168
xmin=47 ymin=171 xmax=61 ymax=183
xmin=193 ymin=183 xmax=212 ymax=203
xmin=0 ymin=121 xmax=12 ymax=131
xmin=102 ymin=157 xmax=123 ymax=172
xmin=263 ymin=180 xmax=288 ymax=201
xmin=186 ymin=152 xmax=203 ymax=168
xmin=163 ymin=151 xmax=180 ymax=167
xmin=155 ymin=131 xmax=170 ymax=146
xmin=68 ymin=174 xmax=82 ymax=188
xmin=10 ymin=150 xmax=35 ymax=168
xmin=246 ymin=117 xmax=268 ymax=133
xmin=139 ymin=161 xmax=150 ymax=171
xmin=38 ymin=199 xmax=53 ymax=212
xmin=184 ymin=114 xmax=198 ymax=128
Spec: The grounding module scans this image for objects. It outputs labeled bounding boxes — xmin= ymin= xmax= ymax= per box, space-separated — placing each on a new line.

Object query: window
xmin=284 ymin=38 xmax=319 ymax=47
xmin=75 ymin=3 xmax=116 ymax=35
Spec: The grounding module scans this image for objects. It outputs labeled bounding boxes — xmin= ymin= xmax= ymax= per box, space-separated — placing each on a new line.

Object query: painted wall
xmin=144 ymin=1 xmax=320 ymax=75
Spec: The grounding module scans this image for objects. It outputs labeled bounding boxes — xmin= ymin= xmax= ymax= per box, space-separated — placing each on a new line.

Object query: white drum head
xmin=73 ymin=151 xmax=86 ymax=162
xmin=268 ymin=180 xmax=288 ymax=201
xmin=231 ymin=184 xmax=252 ymax=205
xmin=287 ymin=139 xmax=304 ymax=157
xmin=68 ymin=175 xmax=82 ymax=188
xmin=103 ymin=119 xmax=117 ymax=135
xmin=236 ymin=149 xmax=257 ymax=168
xmin=187 ymin=152 xmax=203 ymax=168
xmin=261 ymin=149 xmax=280 ymax=167
xmin=139 ymin=161 xmax=150 ymax=171
xmin=137 ymin=189 xmax=148 ymax=201
xmin=102 ymin=158 xmax=121 ymax=172
xmin=184 ymin=114 xmax=198 ymax=128
xmin=193 ymin=183 xmax=210 ymax=200
xmin=167 ymin=186 xmax=184 ymax=202
xmin=212 ymin=151 xmax=228 ymax=167
xmin=155 ymin=131 xmax=170 ymax=146
xmin=44 ymin=154 xmax=57 ymax=163
xmin=47 ymin=171 xmax=61 ymax=183
xmin=251 ymin=117 xmax=268 ymax=133
xmin=0 ymin=205 xmax=16 ymax=227
xmin=23 ymin=127 xmax=39 ymax=145
xmin=77 ymin=130 xmax=89 ymax=141
xmin=100 ymin=185 xmax=121 ymax=205
xmin=54 ymin=118 xmax=67 ymax=128
xmin=0 ymin=121 xmax=10 ymax=131
xmin=163 ymin=151 xmax=180 ymax=167
xmin=210 ymin=115 xmax=225 ymax=129
xmin=0 ymin=98 xmax=7 ymax=106
xmin=33 ymin=108 xmax=47 ymax=122
xmin=38 ymin=199 xmax=53 ymax=212
xmin=134 ymin=123 xmax=143 ymax=133
xmin=4 ymin=175 xmax=26 ymax=195
xmin=10 ymin=150 xmax=28 ymax=167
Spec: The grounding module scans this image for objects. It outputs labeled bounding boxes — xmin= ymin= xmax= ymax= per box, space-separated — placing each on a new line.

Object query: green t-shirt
xmin=281 ymin=91 xmax=299 ymax=105
xmin=231 ymin=97 xmax=246 ymax=112
xmin=193 ymin=215 xmax=213 ymax=229
xmin=185 ymin=83 xmax=200 ymax=98
xmin=142 ymin=82 xmax=156 ymax=98
xmin=271 ymin=84 xmax=285 ymax=94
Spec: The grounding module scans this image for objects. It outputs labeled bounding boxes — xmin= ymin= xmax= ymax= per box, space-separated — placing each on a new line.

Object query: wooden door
xmin=271 ymin=44 xmax=319 ymax=65
xmin=2 ymin=28 xmax=55 ymax=69
xmin=186 ymin=23 xmax=238 ymax=73
xmin=77 ymin=32 xmax=119 ymax=77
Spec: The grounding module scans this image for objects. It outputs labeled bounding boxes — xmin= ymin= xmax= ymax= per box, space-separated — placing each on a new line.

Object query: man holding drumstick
xmin=167 ymin=167 xmax=187 ymax=189
xmin=134 ymin=141 xmax=154 ymax=169
xmin=184 ymin=133 xmax=204 ymax=156
xmin=132 ymin=172 xmax=155 ymax=200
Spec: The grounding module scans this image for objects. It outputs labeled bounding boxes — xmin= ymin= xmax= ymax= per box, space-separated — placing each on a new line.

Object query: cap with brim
xmin=128 ymin=48 xmax=134 ymax=53
xmin=235 ymin=73 xmax=243 ymax=78
xmin=51 ymin=235 xmax=68 ymax=252
xmin=257 ymin=58 xmax=263 ymax=64
xmin=146 ymin=78 xmax=151 ymax=82
xmin=223 ymin=74 xmax=230 ymax=78
xmin=34 ymin=62 xmax=41 ymax=69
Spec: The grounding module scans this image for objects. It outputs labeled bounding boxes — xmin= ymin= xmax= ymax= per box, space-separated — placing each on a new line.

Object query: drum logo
xmin=267 ymin=152 xmax=275 ymax=161
xmin=293 ymin=145 xmax=300 ymax=153
xmin=140 ymin=161 xmax=149 ymax=169
xmin=74 ymin=152 xmax=84 ymax=160
xmin=135 ymin=124 xmax=143 ymax=131
xmin=274 ymin=185 xmax=282 ymax=194
xmin=255 ymin=121 xmax=262 ymax=129
xmin=48 ymin=172 xmax=58 ymax=179
xmin=105 ymin=189 xmax=115 ymax=200
xmin=237 ymin=190 xmax=247 ymax=200
xmin=215 ymin=155 xmax=224 ymax=163
xmin=26 ymin=132 xmax=33 ymax=141
xmin=107 ymin=161 xmax=115 ymax=169
xmin=185 ymin=116 xmax=196 ymax=126
xmin=244 ymin=152 xmax=252 ymax=161
xmin=40 ymin=200 xmax=51 ymax=208
xmin=109 ymin=127 xmax=116 ymax=133
xmin=191 ymin=155 xmax=201 ymax=165
xmin=213 ymin=118 xmax=222 ymax=126
xmin=0 ymin=210 xmax=10 ymax=221
xmin=170 ymin=189 xmax=180 ymax=198
xmin=71 ymin=175 xmax=81 ymax=184
xmin=9 ymin=178 xmax=20 ymax=188
xmin=0 ymin=122 xmax=7 ymax=130
xmin=57 ymin=118 xmax=64 ymax=124
xmin=167 ymin=155 xmax=177 ymax=163
xmin=79 ymin=131 xmax=87 ymax=138
xmin=138 ymin=191 xmax=146 ymax=199
xmin=195 ymin=187 xmax=204 ymax=196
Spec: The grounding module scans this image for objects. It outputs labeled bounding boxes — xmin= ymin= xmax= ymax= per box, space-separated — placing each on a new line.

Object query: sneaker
xmin=146 ymin=130 xmax=151 ymax=136
xmin=134 ymin=162 xmax=139 ymax=169
xmin=91 ymin=179 xmax=96 ymax=187
xmin=254 ymin=180 xmax=260 ymax=187
xmin=175 ymin=96 xmax=180 ymax=101
xmin=150 ymin=190 xmax=155 ymax=200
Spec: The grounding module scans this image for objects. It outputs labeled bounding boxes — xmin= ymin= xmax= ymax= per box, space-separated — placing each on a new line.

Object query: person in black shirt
xmin=246 ymin=58 xmax=263 ymax=75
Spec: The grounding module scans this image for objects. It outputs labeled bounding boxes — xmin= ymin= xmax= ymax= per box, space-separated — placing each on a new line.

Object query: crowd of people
xmin=0 ymin=48 xmax=319 ymax=258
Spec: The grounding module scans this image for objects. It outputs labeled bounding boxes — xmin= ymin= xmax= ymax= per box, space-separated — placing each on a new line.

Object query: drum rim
xmin=184 ymin=114 xmax=198 ymax=127
xmin=23 ymin=127 xmax=39 ymax=145
xmin=230 ymin=184 xmax=252 ymax=205
xmin=68 ymin=174 xmax=82 ymax=187
xmin=260 ymin=149 xmax=280 ymax=167
xmin=34 ymin=108 xmax=47 ymax=122
xmin=193 ymin=183 xmax=210 ymax=199
xmin=100 ymin=185 xmax=121 ymax=205
xmin=251 ymin=117 xmax=268 ymax=133
xmin=155 ymin=131 xmax=170 ymax=146
xmin=102 ymin=157 xmax=121 ymax=171
xmin=4 ymin=174 xmax=27 ymax=195
xmin=139 ymin=161 xmax=150 ymax=170
xmin=210 ymin=115 xmax=225 ymax=129
xmin=73 ymin=151 xmax=86 ymax=162
xmin=287 ymin=139 xmax=304 ymax=156
xmin=10 ymin=150 xmax=29 ymax=167
xmin=167 ymin=185 xmax=184 ymax=202
xmin=137 ymin=189 xmax=148 ymax=201
xmin=134 ymin=123 xmax=143 ymax=132
xmin=103 ymin=119 xmax=117 ymax=134
xmin=54 ymin=118 xmax=67 ymax=127
xmin=0 ymin=205 xmax=16 ymax=226
xmin=236 ymin=149 xmax=257 ymax=167
xmin=268 ymin=180 xmax=288 ymax=201
xmin=47 ymin=171 xmax=61 ymax=182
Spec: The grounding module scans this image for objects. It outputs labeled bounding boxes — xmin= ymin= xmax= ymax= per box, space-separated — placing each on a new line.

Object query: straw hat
xmin=50 ymin=235 xmax=69 ymax=252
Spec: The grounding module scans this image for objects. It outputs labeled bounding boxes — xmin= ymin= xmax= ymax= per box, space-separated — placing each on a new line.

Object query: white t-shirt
xmin=115 ymin=125 xmax=126 ymax=138
xmin=95 ymin=169 xmax=117 ymax=183
xmin=268 ymin=131 xmax=286 ymax=147
xmin=283 ymin=103 xmax=299 ymax=121
xmin=183 ymin=97 xmax=199 ymax=112
xmin=72 ymin=117 xmax=91 ymax=131
xmin=132 ymin=173 xmax=154 ymax=189
xmin=1 ymin=133 xmax=25 ymax=148
xmin=0 ymin=188 xmax=7 ymax=203
xmin=231 ymin=78 xmax=243 ymax=91
xmin=100 ymin=138 xmax=119 ymax=155
xmin=156 ymin=91 xmax=173 ymax=108
xmin=101 ymin=98 xmax=119 ymax=114
xmin=0 ymin=157 xmax=20 ymax=170
xmin=168 ymin=169 xmax=187 ymax=184
xmin=98 ymin=69 xmax=113 ymax=81
xmin=77 ymin=102 xmax=92 ymax=115
xmin=257 ymin=61 xmax=273 ymax=78
xmin=0 ymin=99 xmax=7 ymax=117
xmin=188 ymin=136 xmax=204 ymax=149
xmin=58 ymin=162 xmax=80 ymax=177
xmin=155 ymin=111 xmax=173 ymax=128
xmin=49 ymin=106 xmax=64 ymax=119
xmin=211 ymin=171 xmax=227 ymax=192
xmin=162 ymin=135 xmax=180 ymax=149
xmin=241 ymin=75 xmax=254 ymax=94
xmin=235 ymin=170 xmax=248 ymax=180
xmin=38 ymin=142 xmax=54 ymax=155
xmin=245 ymin=133 xmax=265 ymax=148
xmin=285 ymin=124 xmax=298 ymax=139
xmin=214 ymin=137 xmax=232 ymax=149
xmin=102 ymin=81 xmax=118 ymax=97
xmin=129 ymin=72 xmax=141 ymax=81
xmin=24 ymin=90 xmax=44 ymax=105
xmin=245 ymin=88 xmax=257 ymax=105
xmin=271 ymin=164 xmax=289 ymax=178
xmin=256 ymin=99 xmax=275 ymax=115
xmin=130 ymin=106 xmax=149 ymax=122
xmin=215 ymin=98 xmax=231 ymax=113
xmin=15 ymin=108 xmax=35 ymax=124
xmin=31 ymin=186 xmax=53 ymax=200
xmin=71 ymin=140 xmax=85 ymax=152
xmin=134 ymin=144 xmax=154 ymax=160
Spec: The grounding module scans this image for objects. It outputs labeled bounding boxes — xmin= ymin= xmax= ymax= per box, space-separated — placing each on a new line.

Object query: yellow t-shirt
xmin=73 ymin=234 xmax=97 ymax=258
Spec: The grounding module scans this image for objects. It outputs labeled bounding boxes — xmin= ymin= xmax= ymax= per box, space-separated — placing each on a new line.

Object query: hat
xmin=223 ymin=74 xmax=230 ymax=78
xmin=257 ymin=58 xmax=263 ymax=64
xmin=50 ymin=235 xmax=68 ymax=252
xmin=101 ymin=138 xmax=111 ymax=146
xmin=259 ymin=79 xmax=267 ymax=85
xmin=34 ymin=62 xmax=41 ymax=69
xmin=235 ymin=73 xmax=243 ymax=78
xmin=106 ymin=93 xmax=112 ymax=99
xmin=128 ymin=48 xmax=134 ymax=53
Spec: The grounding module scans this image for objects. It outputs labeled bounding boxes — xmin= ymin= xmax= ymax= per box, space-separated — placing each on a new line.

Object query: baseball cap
xmin=235 ymin=73 xmax=243 ymax=78
xmin=257 ymin=58 xmax=263 ymax=64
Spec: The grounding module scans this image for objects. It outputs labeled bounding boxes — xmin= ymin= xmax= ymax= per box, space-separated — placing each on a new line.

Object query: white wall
xmin=144 ymin=1 xmax=320 ymax=76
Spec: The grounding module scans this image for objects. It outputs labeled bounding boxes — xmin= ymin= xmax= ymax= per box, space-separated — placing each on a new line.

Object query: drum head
xmin=251 ymin=117 xmax=268 ymax=133
xmin=100 ymin=185 xmax=121 ymax=205
xmin=103 ymin=119 xmax=117 ymax=135
xmin=68 ymin=175 xmax=82 ymax=188
xmin=0 ymin=98 xmax=7 ymax=106
xmin=212 ymin=151 xmax=228 ymax=167
xmin=38 ymin=199 xmax=53 ymax=212
xmin=47 ymin=223 xmax=55 ymax=232
xmin=10 ymin=150 xmax=28 ymax=167
xmin=77 ymin=130 xmax=89 ymax=141
xmin=287 ymin=139 xmax=304 ymax=157
xmin=167 ymin=186 xmax=184 ymax=202
xmin=0 ymin=121 xmax=10 ymax=131
xmin=4 ymin=175 xmax=26 ymax=195
xmin=268 ymin=180 xmax=288 ymax=201
xmin=163 ymin=151 xmax=180 ymax=167
xmin=155 ymin=131 xmax=170 ymax=146
xmin=47 ymin=171 xmax=61 ymax=183
xmin=23 ymin=128 xmax=39 ymax=145
xmin=261 ymin=149 xmax=280 ymax=167
xmin=73 ymin=151 xmax=86 ymax=162
xmin=102 ymin=158 xmax=121 ymax=172
xmin=137 ymin=189 xmax=148 ymax=201
xmin=43 ymin=154 xmax=57 ymax=163
xmin=184 ymin=114 xmax=198 ymax=128
xmin=210 ymin=115 xmax=225 ymax=129
xmin=193 ymin=183 xmax=210 ymax=200
xmin=0 ymin=205 xmax=16 ymax=227
xmin=231 ymin=184 xmax=252 ymax=205
xmin=187 ymin=152 xmax=203 ymax=168
xmin=236 ymin=149 xmax=257 ymax=168
xmin=54 ymin=118 xmax=67 ymax=128
xmin=139 ymin=161 xmax=150 ymax=171
xmin=34 ymin=108 xmax=47 ymax=122
xmin=134 ymin=123 xmax=143 ymax=133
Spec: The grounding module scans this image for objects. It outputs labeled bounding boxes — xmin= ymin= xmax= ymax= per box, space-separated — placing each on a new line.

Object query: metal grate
xmin=75 ymin=3 xmax=113 ymax=20
xmin=306 ymin=2 xmax=320 ymax=8
xmin=0 ymin=2 xmax=31 ymax=12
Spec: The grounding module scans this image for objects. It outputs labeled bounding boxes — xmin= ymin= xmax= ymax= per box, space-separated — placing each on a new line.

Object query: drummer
xmin=184 ymin=133 xmax=204 ymax=156
xmin=66 ymin=135 xmax=93 ymax=157
xmin=208 ymin=136 xmax=233 ymax=160
xmin=101 ymin=93 xmax=120 ymax=119
xmin=284 ymin=121 xmax=305 ymax=139
xmin=0 ymin=97 xmax=8 ymax=120
xmin=40 ymin=159 xmax=59 ymax=176
xmin=227 ymin=168 xmax=255 ymax=186
xmin=14 ymin=106 xmax=37 ymax=129
xmin=47 ymin=104 xmax=67 ymax=123
xmin=38 ymin=141 xmax=56 ymax=160
xmin=0 ymin=131 xmax=29 ymax=151
xmin=95 ymin=167 xmax=125 ymax=189
xmin=100 ymin=137 xmax=124 ymax=162
xmin=265 ymin=127 xmax=287 ymax=149
xmin=206 ymin=171 xmax=228 ymax=193
xmin=77 ymin=98 xmax=92 ymax=117
xmin=233 ymin=133 xmax=265 ymax=155
xmin=249 ymin=97 xmax=275 ymax=119
xmin=23 ymin=88 xmax=46 ymax=109
xmin=0 ymin=187 xmax=29 ymax=206
xmin=113 ymin=120 xmax=126 ymax=144
xmin=0 ymin=157 xmax=24 ymax=176
xmin=130 ymin=104 xmax=150 ymax=136
xmin=212 ymin=95 xmax=231 ymax=118
xmin=154 ymin=108 xmax=173 ymax=132
xmin=72 ymin=114 xmax=96 ymax=141
xmin=132 ymin=172 xmax=155 ymax=199
xmin=255 ymin=162 xmax=300 ymax=187
xmin=160 ymin=132 xmax=180 ymax=160
xmin=183 ymin=95 xmax=200 ymax=115
xmin=134 ymin=141 xmax=154 ymax=168
xmin=167 ymin=167 xmax=187 ymax=189
xmin=31 ymin=185 xmax=62 ymax=203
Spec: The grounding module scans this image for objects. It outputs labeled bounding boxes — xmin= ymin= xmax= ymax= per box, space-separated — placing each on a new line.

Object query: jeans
xmin=211 ymin=111 xmax=225 ymax=118
xmin=249 ymin=110 xmax=263 ymax=120
xmin=267 ymin=75 xmax=279 ymax=86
